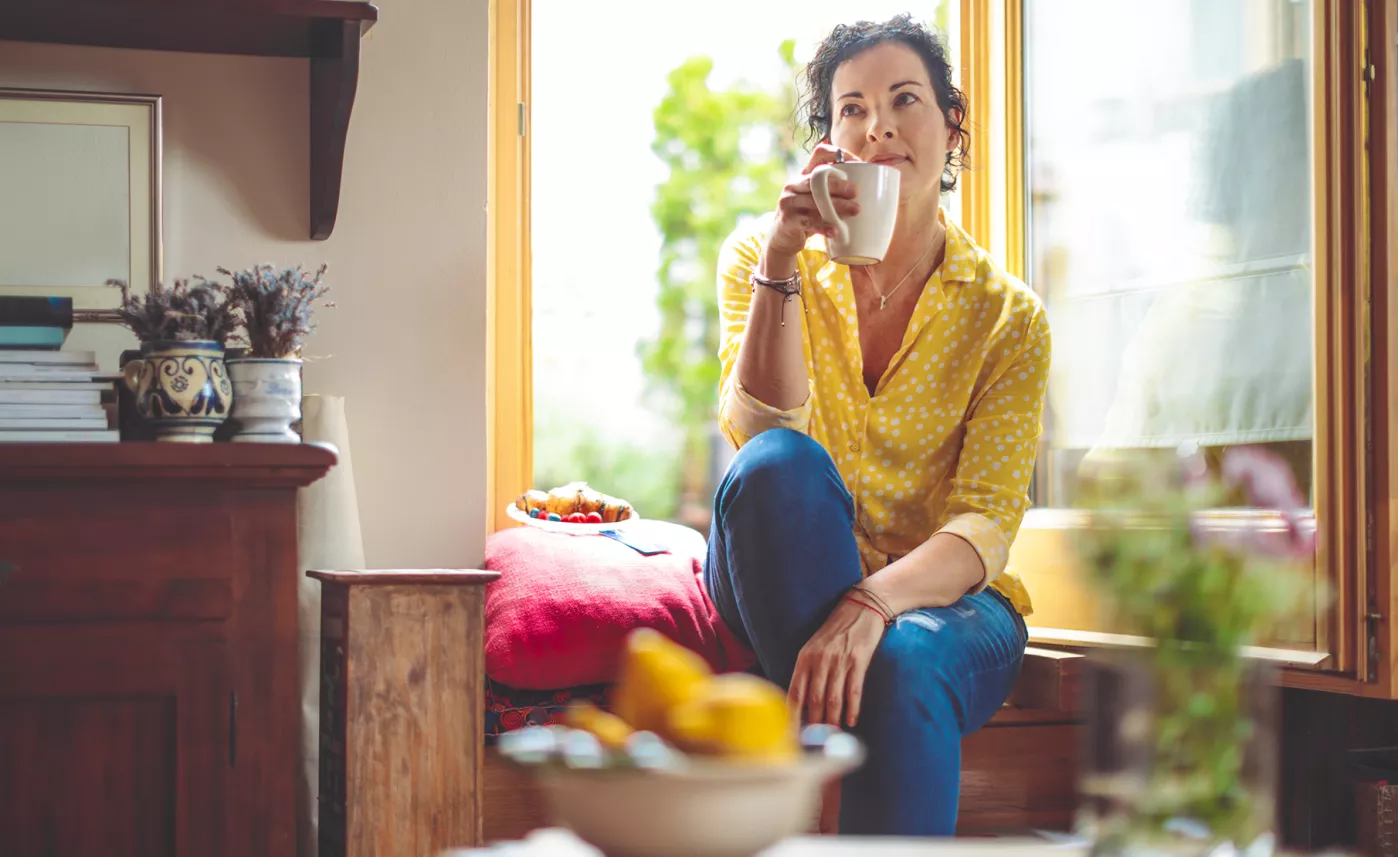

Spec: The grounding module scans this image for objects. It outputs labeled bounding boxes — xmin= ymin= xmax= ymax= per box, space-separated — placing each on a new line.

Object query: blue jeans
xmin=702 ymin=428 xmax=1029 ymax=836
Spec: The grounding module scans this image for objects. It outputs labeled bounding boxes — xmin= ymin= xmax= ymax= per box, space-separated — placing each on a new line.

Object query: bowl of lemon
xmin=497 ymin=629 xmax=864 ymax=857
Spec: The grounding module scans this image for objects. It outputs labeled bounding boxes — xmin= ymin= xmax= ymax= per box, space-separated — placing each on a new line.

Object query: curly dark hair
xmin=798 ymin=13 xmax=970 ymax=194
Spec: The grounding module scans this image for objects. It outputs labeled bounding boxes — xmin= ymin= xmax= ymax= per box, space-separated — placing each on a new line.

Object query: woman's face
xmin=828 ymin=41 xmax=958 ymax=203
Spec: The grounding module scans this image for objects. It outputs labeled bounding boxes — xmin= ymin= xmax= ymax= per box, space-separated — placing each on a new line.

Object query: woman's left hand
xmin=788 ymin=596 xmax=888 ymax=728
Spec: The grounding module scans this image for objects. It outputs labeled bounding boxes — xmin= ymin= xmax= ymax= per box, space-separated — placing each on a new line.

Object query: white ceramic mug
xmin=810 ymin=161 xmax=901 ymax=265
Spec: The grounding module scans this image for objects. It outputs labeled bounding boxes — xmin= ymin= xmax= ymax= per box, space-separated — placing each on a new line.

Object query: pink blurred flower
xmin=1191 ymin=446 xmax=1315 ymax=560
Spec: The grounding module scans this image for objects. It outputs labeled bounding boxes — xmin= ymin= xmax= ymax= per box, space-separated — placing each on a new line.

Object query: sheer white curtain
xmin=1028 ymin=0 xmax=1313 ymax=466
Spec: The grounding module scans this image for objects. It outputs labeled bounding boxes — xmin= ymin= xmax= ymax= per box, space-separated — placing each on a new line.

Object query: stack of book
xmin=0 ymin=296 xmax=118 ymax=443
xmin=0 ymin=351 xmax=118 ymax=442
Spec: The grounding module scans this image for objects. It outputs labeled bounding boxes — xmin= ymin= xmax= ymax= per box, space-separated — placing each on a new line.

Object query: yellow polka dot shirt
xmin=715 ymin=212 xmax=1049 ymax=616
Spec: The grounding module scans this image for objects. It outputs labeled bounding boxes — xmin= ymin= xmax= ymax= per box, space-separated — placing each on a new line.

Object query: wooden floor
xmin=482 ymin=706 xmax=1082 ymax=842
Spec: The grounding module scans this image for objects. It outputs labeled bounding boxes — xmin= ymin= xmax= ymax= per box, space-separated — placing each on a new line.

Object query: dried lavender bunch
xmin=219 ymin=263 xmax=333 ymax=358
xmin=106 ymin=277 xmax=241 ymax=344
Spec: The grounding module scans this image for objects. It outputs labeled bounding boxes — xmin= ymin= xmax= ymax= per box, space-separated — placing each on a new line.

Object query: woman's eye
xmin=840 ymin=103 xmax=862 ymax=117
xmin=895 ymin=92 xmax=918 ymax=106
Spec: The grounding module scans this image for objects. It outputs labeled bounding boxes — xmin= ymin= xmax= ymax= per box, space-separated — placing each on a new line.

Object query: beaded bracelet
xmin=749 ymin=271 xmax=802 ymax=327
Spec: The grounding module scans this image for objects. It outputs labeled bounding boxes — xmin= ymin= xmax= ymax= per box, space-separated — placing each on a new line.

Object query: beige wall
xmin=0 ymin=0 xmax=490 ymax=568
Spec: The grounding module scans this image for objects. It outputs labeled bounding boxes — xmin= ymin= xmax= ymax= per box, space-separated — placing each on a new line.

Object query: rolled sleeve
xmin=718 ymin=378 xmax=814 ymax=449
xmin=936 ymin=306 xmax=1052 ymax=590
xmin=936 ymin=513 xmax=1011 ymax=592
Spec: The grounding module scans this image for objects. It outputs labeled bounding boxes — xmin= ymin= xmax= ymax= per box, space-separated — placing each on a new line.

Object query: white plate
xmin=505 ymin=502 xmax=640 ymax=535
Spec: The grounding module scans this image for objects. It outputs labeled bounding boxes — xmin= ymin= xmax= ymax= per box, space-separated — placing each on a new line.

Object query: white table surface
xmin=441 ymin=828 xmax=1086 ymax=856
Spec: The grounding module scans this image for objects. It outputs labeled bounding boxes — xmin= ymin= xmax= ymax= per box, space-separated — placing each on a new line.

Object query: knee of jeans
xmin=865 ymin=625 xmax=923 ymax=693
xmin=726 ymin=428 xmax=836 ymax=502
xmin=863 ymin=622 xmax=959 ymax=720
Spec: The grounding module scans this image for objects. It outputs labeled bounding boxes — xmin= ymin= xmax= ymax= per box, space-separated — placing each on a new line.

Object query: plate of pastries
xmin=508 ymin=481 xmax=638 ymax=533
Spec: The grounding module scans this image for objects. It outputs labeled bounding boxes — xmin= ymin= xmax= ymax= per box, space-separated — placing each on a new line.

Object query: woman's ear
xmin=945 ymin=108 xmax=964 ymax=152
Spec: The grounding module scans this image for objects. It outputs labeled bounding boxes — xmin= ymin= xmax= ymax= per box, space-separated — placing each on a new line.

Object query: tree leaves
xmin=640 ymin=44 xmax=801 ymax=483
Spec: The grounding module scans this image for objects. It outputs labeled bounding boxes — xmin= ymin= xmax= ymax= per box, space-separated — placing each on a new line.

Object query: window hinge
xmin=1366 ymin=612 xmax=1383 ymax=682
xmin=518 ymin=102 xmax=527 ymax=137
xmin=228 ymin=691 xmax=238 ymax=767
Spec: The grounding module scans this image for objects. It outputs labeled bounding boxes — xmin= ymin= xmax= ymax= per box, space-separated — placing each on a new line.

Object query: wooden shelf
xmin=0 ymin=441 xmax=338 ymax=487
xmin=0 ymin=0 xmax=380 ymax=240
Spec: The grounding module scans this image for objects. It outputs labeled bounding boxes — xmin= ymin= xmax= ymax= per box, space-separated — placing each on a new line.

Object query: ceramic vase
xmin=225 ymin=357 xmax=302 ymax=443
xmin=1076 ymin=650 xmax=1280 ymax=857
xmin=122 ymin=340 xmax=232 ymax=443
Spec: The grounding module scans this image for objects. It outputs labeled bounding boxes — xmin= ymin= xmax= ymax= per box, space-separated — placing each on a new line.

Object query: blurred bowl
xmin=499 ymin=725 xmax=863 ymax=857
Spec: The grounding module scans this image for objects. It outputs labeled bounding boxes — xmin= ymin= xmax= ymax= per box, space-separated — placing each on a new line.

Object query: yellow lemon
xmin=564 ymin=701 xmax=634 ymax=750
xmin=611 ymin=628 xmax=713 ymax=735
xmin=666 ymin=672 xmax=797 ymax=763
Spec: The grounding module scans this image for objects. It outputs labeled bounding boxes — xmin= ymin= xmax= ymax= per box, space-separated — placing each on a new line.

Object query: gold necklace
xmin=868 ymin=225 xmax=945 ymax=310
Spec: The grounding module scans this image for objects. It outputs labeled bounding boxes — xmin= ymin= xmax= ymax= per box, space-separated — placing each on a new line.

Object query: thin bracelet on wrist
xmin=750 ymin=270 xmax=802 ymax=327
xmin=842 ymin=588 xmax=893 ymax=628
xmin=842 ymin=592 xmax=892 ymax=627
xmin=853 ymin=585 xmax=896 ymax=621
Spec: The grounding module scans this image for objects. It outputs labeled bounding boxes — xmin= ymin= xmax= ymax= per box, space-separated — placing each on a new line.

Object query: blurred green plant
xmin=640 ymin=43 xmax=802 ymax=514
xmin=1073 ymin=445 xmax=1317 ymax=854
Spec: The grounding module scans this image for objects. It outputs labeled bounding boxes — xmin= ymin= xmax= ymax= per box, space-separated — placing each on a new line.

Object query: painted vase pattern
xmin=123 ymin=340 xmax=232 ymax=443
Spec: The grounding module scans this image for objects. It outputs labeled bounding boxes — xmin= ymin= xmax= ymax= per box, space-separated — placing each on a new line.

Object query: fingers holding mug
xmin=802 ymin=141 xmax=857 ymax=175
xmin=809 ymin=164 xmax=852 ymax=245
xmin=766 ymin=144 xmax=860 ymax=258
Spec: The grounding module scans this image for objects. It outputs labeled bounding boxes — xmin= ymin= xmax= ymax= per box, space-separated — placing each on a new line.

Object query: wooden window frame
xmin=487 ymin=0 xmax=531 ymax=535
xmin=489 ymin=0 xmax=1398 ymax=696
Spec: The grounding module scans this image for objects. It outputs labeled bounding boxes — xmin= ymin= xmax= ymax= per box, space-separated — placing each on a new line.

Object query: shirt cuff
xmin=935 ymin=513 xmax=1010 ymax=594
xmin=721 ymin=379 xmax=814 ymax=439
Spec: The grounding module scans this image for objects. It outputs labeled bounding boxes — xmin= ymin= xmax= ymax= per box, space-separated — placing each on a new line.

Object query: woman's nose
xmin=866 ymin=117 xmax=896 ymax=141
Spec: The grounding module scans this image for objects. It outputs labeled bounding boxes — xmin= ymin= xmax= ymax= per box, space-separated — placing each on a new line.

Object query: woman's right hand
xmin=762 ymin=143 xmax=862 ymax=267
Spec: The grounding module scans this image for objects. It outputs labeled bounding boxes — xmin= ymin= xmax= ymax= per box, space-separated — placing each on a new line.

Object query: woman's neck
xmin=868 ymin=193 xmax=944 ymax=283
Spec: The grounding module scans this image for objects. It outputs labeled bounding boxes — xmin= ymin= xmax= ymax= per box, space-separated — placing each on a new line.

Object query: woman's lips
xmin=869 ymin=154 xmax=909 ymax=166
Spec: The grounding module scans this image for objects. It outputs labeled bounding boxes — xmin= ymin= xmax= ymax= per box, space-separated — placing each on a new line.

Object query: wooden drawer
xmin=0 ymin=486 xmax=241 ymax=623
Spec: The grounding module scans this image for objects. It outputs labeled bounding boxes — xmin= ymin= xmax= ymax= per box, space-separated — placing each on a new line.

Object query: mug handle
xmin=810 ymin=165 xmax=849 ymax=246
xmin=122 ymin=358 xmax=145 ymax=394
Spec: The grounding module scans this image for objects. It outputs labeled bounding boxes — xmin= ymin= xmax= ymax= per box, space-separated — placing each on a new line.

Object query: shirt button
xmin=848 ymin=441 xmax=860 ymax=453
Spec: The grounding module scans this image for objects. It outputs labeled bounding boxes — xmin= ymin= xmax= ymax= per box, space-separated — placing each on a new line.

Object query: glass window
xmin=1023 ymin=0 xmax=1318 ymax=647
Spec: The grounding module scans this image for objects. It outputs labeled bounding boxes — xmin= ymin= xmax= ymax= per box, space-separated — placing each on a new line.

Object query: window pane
xmin=1027 ymin=0 xmax=1313 ymax=502
xmin=1024 ymin=0 xmax=1318 ymax=646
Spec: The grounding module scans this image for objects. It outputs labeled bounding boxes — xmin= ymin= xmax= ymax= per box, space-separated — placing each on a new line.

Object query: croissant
xmin=598 ymin=493 xmax=635 ymax=523
xmin=574 ymin=484 xmax=607 ymax=515
xmin=521 ymin=482 xmax=636 ymax=521
xmin=545 ymin=482 xmax=590 ymax=515
xmin=515 ymin=489 xmax=549 ymax=513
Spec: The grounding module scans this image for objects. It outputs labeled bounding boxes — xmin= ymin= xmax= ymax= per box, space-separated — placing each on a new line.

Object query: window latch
xmin=1366 ymin=612 xmax=1383 ymax=682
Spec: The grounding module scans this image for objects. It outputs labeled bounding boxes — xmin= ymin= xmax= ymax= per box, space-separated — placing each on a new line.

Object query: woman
xmin=703 ymin=14 xmax=1051 ymax=836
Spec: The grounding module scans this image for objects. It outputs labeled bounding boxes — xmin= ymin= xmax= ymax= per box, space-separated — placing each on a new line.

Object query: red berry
xmin=565 ymin=513 xmax=586 ymax=523
xmin=585 ymin=512 xmax=603 ymax=524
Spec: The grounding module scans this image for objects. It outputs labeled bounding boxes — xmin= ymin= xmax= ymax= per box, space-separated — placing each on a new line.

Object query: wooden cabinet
xmin=0 ymin=443 xmax=335 ymax=857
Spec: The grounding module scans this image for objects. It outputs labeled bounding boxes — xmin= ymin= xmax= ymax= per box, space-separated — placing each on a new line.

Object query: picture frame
xmin=0 ymin=88 xmax=163 ymax=324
